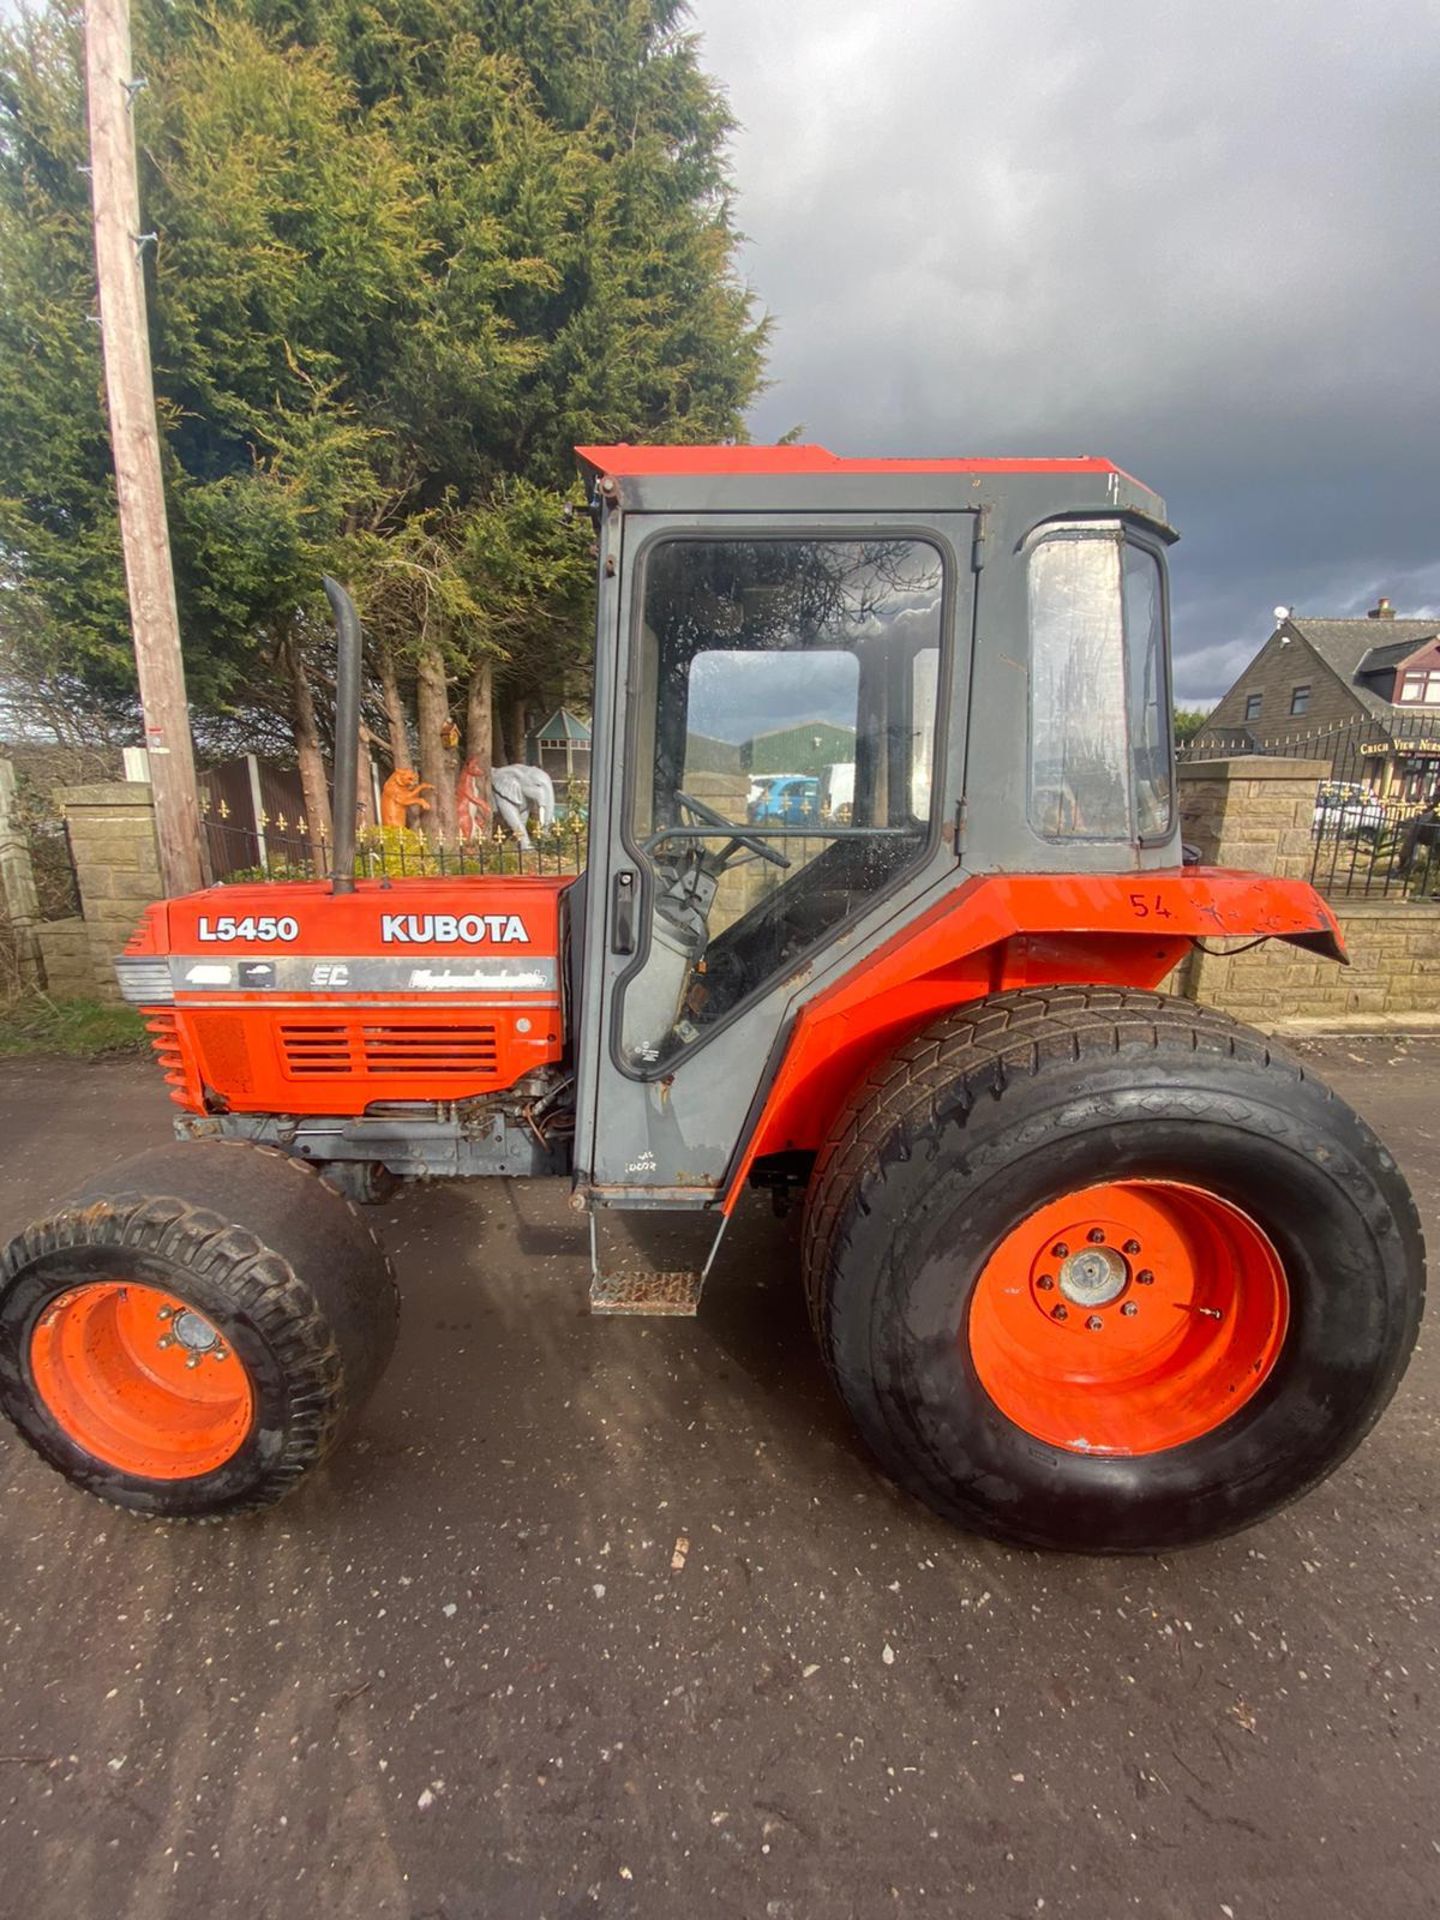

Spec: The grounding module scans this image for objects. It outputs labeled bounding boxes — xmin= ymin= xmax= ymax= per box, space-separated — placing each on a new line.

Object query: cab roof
xmin=576 ymin=443 xmax=1130 ymax=480
xmin=573 ymin=442 xmax=1170 ymax=533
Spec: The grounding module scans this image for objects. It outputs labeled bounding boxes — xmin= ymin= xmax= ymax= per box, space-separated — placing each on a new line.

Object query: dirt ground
xmin=0 ymin=1036 xmax=1436 ymax=1920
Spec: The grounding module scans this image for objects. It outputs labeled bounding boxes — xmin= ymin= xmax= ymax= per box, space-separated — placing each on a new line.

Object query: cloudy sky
xmin=694 ymin=0 xmax=1440 ymax=703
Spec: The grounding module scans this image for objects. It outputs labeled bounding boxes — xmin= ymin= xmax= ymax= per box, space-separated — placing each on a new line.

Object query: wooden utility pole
xmin=84 ymin=0 xmax=207 ymax=895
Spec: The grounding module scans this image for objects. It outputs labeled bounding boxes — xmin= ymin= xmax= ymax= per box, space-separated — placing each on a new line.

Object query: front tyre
xmin=0 ymin=1141 xmax=398 ymax=1518
xmin=804 ymin=988 xmax=1425 ymax=1553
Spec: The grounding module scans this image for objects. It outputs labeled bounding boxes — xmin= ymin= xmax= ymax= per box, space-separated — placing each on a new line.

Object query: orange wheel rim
xmin=29 ymin=1281 xmax=254 ymax=1480
xmin=968 ymin=1181 xmax=1288 ymax=1456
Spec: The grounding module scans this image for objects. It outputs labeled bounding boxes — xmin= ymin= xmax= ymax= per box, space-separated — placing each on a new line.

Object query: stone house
xmin=1194 ymin=598 xmax=1440 ymax=802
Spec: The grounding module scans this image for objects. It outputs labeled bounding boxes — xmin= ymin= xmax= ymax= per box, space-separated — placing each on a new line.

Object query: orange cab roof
xmin=575 ymin=443 xmax=1124 ymax=478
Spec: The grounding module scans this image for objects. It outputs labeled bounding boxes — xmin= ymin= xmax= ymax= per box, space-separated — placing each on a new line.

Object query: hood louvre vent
xmin=280 ymin=1021 xmax=501 ymax=1081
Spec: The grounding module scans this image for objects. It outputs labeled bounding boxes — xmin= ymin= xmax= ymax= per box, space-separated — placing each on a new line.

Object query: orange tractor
xmin=0 ymin=446 xmax=1425 ymax=1551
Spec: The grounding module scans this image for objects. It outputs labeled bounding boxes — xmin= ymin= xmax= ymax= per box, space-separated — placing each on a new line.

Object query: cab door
xmin=573 ymin=514 xmax=974 ymax=1205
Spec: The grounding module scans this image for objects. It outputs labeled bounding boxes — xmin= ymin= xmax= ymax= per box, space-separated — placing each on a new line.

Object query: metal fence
xmin=1182 ymin=710 xmax=1440 ymax=804
xmin=1181 ymin=711 xmax=1440 ymax=899
xmin=1308 ymin=785 xmax=1440 ymax=900
xmin=206 ymin=815 xmax=588 ymax=884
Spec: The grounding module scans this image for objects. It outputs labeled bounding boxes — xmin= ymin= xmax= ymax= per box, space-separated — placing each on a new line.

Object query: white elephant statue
xmin=491 ymin=764 xmax=556 ymax=850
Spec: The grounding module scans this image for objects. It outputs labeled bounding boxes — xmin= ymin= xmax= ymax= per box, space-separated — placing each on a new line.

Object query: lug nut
xmin=185 ymin=1353 xmax=202 ymax=1370
xmin=1051 ymin=1242 xmax=1069 ymax=1259
xmin=1087 ymin=1228 xmax=1106 ymax=1245
xmin=1085 ymin=1315 xmax=1104 ymax=1331
xmin=1036 ymin=1274 xmax=1055 ymax=1291
xmin=1123 ymin=1239 xmax=1141 ymax=1256
xmin=1136 ymin=1269 xmax=1155 ymax=1286
xmin=1051 ymin=1304 xmax=1069 ymax=1321
xmin=156 ymin=1335 xmax=174 ymax=1350
xmin=157 ymin=1305 xmax=174 ymax=1321
xmin=1121 ymin=1302 xmax=1139 ymax=1318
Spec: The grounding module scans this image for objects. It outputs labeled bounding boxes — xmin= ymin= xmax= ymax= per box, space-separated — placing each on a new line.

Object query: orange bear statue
xmin=380 ymin=768 xmax=434 ymax=826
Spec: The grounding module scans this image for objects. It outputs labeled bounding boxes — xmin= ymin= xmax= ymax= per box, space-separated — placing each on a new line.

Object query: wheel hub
xmin=28 ymin=1282 xmax=253 ymax=1480
xmin=968 ymin=1179 xmax=1290 ymax=1456
xmin=1057 ymin=1244 xmax=1128 ymax=1308
xmin=172 ymin=1308 xmax=220 ymax=1353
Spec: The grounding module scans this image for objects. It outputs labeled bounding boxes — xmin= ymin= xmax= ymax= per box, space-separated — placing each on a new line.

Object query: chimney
xmin=1368 ymin=596 xmax=1395 ymax=620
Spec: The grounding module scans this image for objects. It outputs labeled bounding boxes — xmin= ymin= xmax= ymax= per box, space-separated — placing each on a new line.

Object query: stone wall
xmin=1183 ymin=901 xmax=1440 ymax=1026
xmin=35 ymin=917 xmax=96 ymax=1000
xmin=0 ymin=758 xmax=43 ymax=992
xmin=1178 ymin=755 xmax=1326 ymax=879
xmin=1177 ymin=754 xmax=1440 ymax=1028
xmin=54 ymin=782 xmax=161 ymax=1003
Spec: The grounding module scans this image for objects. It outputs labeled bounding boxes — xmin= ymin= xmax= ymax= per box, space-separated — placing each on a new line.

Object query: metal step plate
xmin=589 ymin=1268 xmax=705 ymax=1316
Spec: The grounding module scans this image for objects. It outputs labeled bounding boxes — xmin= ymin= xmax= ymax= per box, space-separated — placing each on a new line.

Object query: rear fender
xmin=724 ymin=867 xmax=1343 ymax=1208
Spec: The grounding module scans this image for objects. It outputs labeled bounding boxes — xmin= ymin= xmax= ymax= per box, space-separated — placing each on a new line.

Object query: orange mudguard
xmin=725 ymin=867 xmax=1343 ymax=1206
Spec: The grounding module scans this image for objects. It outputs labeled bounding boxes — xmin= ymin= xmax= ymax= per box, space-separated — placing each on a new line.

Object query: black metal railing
xmin=1308 ymin=786 xmax=1440 ymax=900
xmin=205 ymin=818 xmax=588 ymax=885
xmin=1182 ymin=710 xmax=1440 ymax=793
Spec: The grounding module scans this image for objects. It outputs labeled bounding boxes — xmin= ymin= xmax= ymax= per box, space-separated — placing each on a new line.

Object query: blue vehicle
xmin=747 ymin=773 xmax=820 ymax=825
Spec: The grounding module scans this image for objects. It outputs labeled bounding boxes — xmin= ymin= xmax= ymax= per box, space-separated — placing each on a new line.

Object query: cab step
xmin=586 ymin=1209 xmax=729 ymax=1316
xmin=588 ymin=1268 xmax=705 ymax=1315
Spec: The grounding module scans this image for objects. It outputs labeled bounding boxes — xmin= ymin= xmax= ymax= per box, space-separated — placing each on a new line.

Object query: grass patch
xmin=0 ymin=993 xmax=147 ymax=1059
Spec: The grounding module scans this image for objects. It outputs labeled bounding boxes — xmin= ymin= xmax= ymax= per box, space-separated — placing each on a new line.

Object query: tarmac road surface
xmin=0 ymin=1036 xmax=1436 ymax=1920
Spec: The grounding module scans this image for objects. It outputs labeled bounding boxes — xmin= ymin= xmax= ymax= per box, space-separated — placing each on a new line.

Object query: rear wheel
xmin=0 ymin=1141 xmax=398 ymax=1517
xmin=804 ymin=987 xmax=1425 ymax=1552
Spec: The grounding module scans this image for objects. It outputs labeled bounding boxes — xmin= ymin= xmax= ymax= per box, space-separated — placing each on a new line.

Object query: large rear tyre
xmin=0 ymin=1141 xmax=398 ymax=1518
xmin=804 ymin=988 xmax=1425 ymax=1553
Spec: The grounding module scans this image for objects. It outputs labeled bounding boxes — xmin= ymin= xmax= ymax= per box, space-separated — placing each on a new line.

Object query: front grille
xmin=362 ymin=1025 xmax=499 ymax=1074
xmin=279 ymin=1023 xmax=354 ymax=1075
xmin=115 ymin=956 xmax=174 ymax=1005
xmin=279 ymin=1021 xmax=500 ymax=1080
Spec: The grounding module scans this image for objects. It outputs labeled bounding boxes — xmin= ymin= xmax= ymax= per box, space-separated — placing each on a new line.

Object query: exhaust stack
xmin=322 ymin=575 xmax=362 ymax=895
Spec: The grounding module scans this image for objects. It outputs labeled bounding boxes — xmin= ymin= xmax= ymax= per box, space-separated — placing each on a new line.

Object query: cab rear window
xmin=1028 ymin=528 xmax=1173 ymax=842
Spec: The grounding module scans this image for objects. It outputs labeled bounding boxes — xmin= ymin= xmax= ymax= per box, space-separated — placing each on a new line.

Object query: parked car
xmin=748 ymin=773 xmax=821 ymax=825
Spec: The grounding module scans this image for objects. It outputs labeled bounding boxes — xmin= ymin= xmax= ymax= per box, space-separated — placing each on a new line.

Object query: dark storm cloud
xmin=697 ymin=0 xmax=1440 ymax=702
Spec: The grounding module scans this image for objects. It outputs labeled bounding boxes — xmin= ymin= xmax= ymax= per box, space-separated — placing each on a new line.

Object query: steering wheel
xmin=675 ymin=791 xmax=791 ymax=869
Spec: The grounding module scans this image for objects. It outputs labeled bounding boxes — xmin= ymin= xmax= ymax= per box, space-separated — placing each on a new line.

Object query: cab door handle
xmin=611 ymin=870 xmax=637 ymax=954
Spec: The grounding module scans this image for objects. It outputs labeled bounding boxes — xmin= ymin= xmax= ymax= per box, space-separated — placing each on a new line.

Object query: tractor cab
xmin=569 ymin=446 xmax=1187 ymax=1206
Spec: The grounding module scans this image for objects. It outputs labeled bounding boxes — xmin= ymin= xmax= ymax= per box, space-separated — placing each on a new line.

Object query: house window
xmin=1289 ymin=684 xmax=1311 ymax=716
xmin=1400 ymin=670 xmax=1440 ymax=706
xmin=1244 ymin=692 xmax=1263 ymax=721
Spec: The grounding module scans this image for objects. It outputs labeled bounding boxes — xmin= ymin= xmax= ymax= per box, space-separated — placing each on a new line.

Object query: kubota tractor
xmin=0 ymin=447 xmax=1425 ymax=1551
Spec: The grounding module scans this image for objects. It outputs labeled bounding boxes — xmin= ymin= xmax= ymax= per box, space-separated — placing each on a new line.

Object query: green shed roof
xmin=534 ymin=707 xmax=592 ymax=743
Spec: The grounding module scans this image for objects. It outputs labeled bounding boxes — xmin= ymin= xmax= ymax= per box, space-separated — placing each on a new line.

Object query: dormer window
xmin=1399 ymin=670 xmax=1440 ymax=706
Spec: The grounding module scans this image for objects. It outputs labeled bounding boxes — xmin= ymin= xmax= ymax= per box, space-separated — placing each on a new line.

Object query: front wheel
xmin=0 ymin=1141 xmax=399 ymax=1518
xmin=804 ymin=988 xmax=1425 ymax=1552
